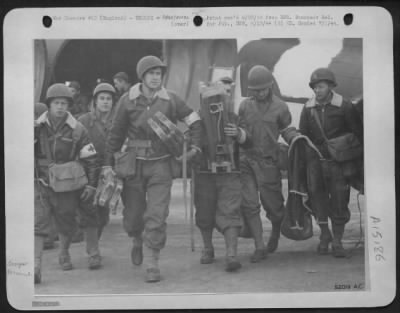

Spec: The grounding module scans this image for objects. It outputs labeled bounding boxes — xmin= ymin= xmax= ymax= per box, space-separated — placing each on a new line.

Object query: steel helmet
xmin=247 ymin=65 xmax=274 ymax=90
xmin=309 ymin=68 xmax=337 ymax=89
xmin=34 ymin=102 xmax=47 ymax=119
xmin=93 ymin=83 xmax=116 ymax=97
xmin=45 ymin=83 xmax=73 ymax=106
xmin=136 ymin=55 xmax=166 ymax=80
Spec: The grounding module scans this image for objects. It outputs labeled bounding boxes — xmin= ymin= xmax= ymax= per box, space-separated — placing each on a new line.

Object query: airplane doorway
xmin=53 ymin=39 xmax=163 ymax=97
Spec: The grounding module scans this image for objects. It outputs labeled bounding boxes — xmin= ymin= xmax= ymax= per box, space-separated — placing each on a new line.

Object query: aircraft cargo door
xmin=52 ymin=39 xmax=163 ymax=97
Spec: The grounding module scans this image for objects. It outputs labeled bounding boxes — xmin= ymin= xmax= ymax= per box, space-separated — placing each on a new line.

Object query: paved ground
xmin=35 ymin=179 xmax=365 ymax=295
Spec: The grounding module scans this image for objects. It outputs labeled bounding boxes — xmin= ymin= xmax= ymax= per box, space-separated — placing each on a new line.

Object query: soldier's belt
xmin=127 ymin=139 xmax=152 ymax=148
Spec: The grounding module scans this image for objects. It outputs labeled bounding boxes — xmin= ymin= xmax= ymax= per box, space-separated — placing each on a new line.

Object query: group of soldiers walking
xmin=34 ymin=54 xmax=363 ymax=285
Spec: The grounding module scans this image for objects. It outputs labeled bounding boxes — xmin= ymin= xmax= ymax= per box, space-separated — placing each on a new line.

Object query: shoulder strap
xmin=39 ymin=127 xmax=53 ymax=162
xmin=311 ymin=108 xmax=328 ymax=142
xmin=69 ymin=126 xmax=82 ymax=160
xmin=263 ymin=122 xmax=278 ymax=146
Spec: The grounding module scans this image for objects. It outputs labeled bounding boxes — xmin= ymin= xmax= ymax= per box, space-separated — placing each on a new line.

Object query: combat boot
xmin=317 ymin=224 xmax=332 ymax=255
xmin=34 ymin=235 xmax=44 ymax=284
xmin=85 ymin=227 xmax=102 ymax=269
xmin=332 ymin=224 xmax=346 ymax=258
xmin=58 ymin=234 xmax=73 ymax=271
xmin=131 ymin=236 xmax=143 ymax=266
xmin=143 ymin=245 xmax=161 ymax=283
xmin=224 ymin=227 xmax=241 ymax=272
xmin=247 ymin=215 xmax=267 ymax=263
xmin=266 ymin=221 xmax=281 ymax=253
xmin=200 ymin=229 xmax=215 ymax=264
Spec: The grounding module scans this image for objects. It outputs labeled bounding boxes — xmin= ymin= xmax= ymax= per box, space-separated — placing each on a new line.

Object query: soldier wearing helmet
xmin=34 ymin=83 xmax=100 ymax=283
xmin=299 ymin=68 xmax=363 ymax=257
xmin=238 ymin=65 xmax=296 ymax=263
xmin=102 ymin=55 xmax=202 ymax=282
xmin=67 ymin=81 xmax=90 ymax=118
xmin=78 ymin=83 xmax=117 ymax=245
xmin=113 ymin=72 xmax=132 ymax=101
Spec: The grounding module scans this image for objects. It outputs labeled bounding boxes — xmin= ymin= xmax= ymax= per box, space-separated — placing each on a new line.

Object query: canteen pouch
xmin=114 ymin=150 xmax=136 ymax=178
xmin=48 ymin=161 xmax=88 ymax=192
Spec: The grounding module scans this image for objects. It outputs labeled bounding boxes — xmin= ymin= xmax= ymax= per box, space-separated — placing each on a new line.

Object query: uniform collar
xmin=305 ymin=91 xmax=343 ymax=108
xmin=36 ymin=111 xmax=78 ymax=129
xmin=129 ymin=83 xmax=170 ymax=101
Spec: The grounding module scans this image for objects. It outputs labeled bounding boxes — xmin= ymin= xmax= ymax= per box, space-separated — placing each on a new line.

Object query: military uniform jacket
xmin=238 ymin=94 xmax=292 ymax=161
xmin=78 ymin=110 xmax=114 ymax=166
xmin=104 ymin=83 xmax=201 ymax=165
xmin=35 ymin=111 xmax=99 ymax=187
xmin=299 ymin=91 xmax=363 ymax=159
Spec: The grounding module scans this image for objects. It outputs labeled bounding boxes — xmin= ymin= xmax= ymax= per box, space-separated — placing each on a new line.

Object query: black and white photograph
xmin=4 ymin=7 xmax=395 ymax=310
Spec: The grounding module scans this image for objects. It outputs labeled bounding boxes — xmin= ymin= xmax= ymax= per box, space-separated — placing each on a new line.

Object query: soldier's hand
xmin=176 ymin=148 xmax=198 ymax=162
xmin=101 ymin=166 xmax=115 ymax=181
xmin=224 ymin=123 xmax=239 ymax=138
xmin=80 ymin=185 xmax=96 ymax=202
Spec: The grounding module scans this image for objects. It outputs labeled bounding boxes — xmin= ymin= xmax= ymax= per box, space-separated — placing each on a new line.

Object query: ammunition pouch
xmin=48 ymin=161 xmax=88 ymax=192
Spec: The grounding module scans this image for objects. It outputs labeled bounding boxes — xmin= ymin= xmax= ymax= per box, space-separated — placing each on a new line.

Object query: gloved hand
xmin=80 ymin=185 xmax=96 ymax=202
xmin=101 ymin=166 xmax=116 ymax=181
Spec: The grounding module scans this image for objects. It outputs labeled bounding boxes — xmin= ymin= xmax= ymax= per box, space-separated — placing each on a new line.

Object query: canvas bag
xmin=311 ymin=108 xmax=362 ymax=162
xmin=40 ymin=126 xmax=88 ymax=192
xmin=48 ymin=161 xmax=88 ymax=192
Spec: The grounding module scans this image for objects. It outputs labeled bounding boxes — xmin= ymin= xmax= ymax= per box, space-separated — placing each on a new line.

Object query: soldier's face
xmin=68 ymin=87 xmax=79 ymax=98
xmin=313 ymin=81 xmax=332 ymax=101
xmin=95 ymin=92 xmax=113 ymax=113
xmin=49 ymin=98 xmax=69 ymax=118
xmin=222 ymin=82 xmax=232 ymax=95
xmin=143 ymin=67 xmax=162 ymax=90
xmin=253 ymin=87 xmax=271 ymax=101
xmin=113 ymin=78 xmax=125 ymax=92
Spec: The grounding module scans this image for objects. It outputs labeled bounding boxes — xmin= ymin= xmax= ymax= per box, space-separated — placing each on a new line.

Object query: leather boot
xmin=143 ymin=245 xmax=161 ymax=283
xmin=266 ymin=221 xmax=281 ymax=253
xmin=200 ymin=229 xmax=215 ymax=264
xmin=131 ymin=236 xmax=143 ymax=266
xmin=58 ymin=234 xmax=73 ymax=271
xmin=85 ymin=227 xmax=102 ymax=269
xmin=317 ymin=224 xmax=332 ymax=255
xmin=247 ymin=215 xmax=267 ymax=263
xmin=224 ymin=227 xmax=241 ymax=272
xmin=332 ymin=224 xmax=346 ymax=258
xmin=34 ymin=235 xmax=44 ymax=284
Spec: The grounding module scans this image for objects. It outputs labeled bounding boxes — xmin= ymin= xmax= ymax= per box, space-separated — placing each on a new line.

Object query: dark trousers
xmin=34 ymin=182 xmax=98 ymax=237
xmin=307 ymin=154 xmax=351 ymax=226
